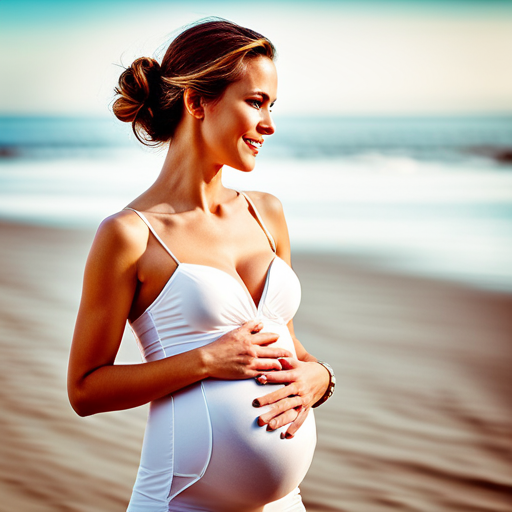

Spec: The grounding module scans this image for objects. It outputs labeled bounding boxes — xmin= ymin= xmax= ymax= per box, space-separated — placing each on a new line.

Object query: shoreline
xmin=2 ymin=217 xmax=510 ymax=297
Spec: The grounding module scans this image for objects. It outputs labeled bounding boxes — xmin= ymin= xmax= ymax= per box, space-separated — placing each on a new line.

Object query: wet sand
xmin=0 ymin=221 xmax=511 ymax=512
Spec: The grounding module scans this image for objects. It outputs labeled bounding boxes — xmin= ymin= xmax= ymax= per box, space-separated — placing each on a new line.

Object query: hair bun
xmin=113 ymin=57 xmax=161 ymax=123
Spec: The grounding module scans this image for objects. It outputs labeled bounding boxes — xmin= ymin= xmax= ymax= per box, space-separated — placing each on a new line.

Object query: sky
xmin=1 ymin=0 xmax=512 ymax=117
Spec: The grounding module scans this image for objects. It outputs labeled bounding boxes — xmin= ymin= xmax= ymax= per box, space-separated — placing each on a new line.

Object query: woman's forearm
xmin=69 ymin=348 xmax=208 ymax=417
xmin=68 ymin=320 xmax=285 ymax=417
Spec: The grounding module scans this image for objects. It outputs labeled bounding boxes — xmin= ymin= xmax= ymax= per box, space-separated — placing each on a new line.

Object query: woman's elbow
xmin=67 ymin=381 xmax=95 ymax=417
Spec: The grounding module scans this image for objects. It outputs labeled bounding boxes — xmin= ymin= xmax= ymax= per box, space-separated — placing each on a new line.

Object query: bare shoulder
xmin=77 ymin=210 xmax=150 ymax=317
xmin=243 ymin=190 xmax=285 ymax=221
xmin=91 ymin=209 xmax=149 ymax=263
xmin=242 ymin=191 xmax=290 ymax=258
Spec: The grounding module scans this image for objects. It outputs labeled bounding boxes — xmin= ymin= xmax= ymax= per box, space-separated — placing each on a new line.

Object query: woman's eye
xmin=249 ymin=100 xmax=262 ymax=109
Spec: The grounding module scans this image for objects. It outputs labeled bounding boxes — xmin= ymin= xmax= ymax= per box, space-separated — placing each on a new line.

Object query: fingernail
xmin=257 ymin=375 xmax=267 ymax=385
xmin=251 ymin=322 xmax=263 ymax=334
xmin=285 ymin=433 xmax=294 ymax=439
xmin=252 ymin=399 xmax=260 ymax=408
xmin=266 ymin=420 xmax=277 ymax=431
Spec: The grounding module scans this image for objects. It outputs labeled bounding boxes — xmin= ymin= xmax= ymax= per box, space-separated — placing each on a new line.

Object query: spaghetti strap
xmin=238 ymin=191 xmax=277 ymax=253
xmin=124 ymin=207 xmax=180 ymax=265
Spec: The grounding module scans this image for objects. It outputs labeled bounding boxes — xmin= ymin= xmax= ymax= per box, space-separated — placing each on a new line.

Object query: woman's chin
xmin=227 ymin=160 xmax=256 ymax=174
xmin=240 ymin=157 xmax=258 ymax=173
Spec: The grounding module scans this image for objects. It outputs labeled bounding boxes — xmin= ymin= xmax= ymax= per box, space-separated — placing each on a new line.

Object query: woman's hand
xmin=200 ymin=320 xmax=293 ymax=380
xmin=252 ymin=357 xmax=330 ymax=439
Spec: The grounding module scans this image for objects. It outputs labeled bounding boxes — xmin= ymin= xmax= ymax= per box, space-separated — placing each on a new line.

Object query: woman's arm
xmin=246 ymin=192 xmax=331 ymax=437
xmin=67 ymin=211 xmax=291 ymax=417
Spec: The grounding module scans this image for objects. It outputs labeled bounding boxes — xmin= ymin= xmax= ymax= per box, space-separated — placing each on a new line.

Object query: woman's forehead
xmin=231 ymin=57 xmax=278 ymax=99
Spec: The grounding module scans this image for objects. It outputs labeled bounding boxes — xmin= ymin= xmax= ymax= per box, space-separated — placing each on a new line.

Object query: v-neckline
xmin=180 ymin=256 xmax=277 ymax=312
xmin=125 ymin=190 xmax=278 ymax=319
xmin=131 ymin=256 xmax=280 ymax=325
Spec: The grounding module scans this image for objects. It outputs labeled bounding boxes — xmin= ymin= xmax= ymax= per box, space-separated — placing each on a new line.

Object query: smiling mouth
xmin=243 ymin=138 xmax=263 ymax=151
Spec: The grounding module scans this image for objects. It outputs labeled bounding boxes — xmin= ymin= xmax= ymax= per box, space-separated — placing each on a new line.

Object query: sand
xmin=0 ymin=221 xmax=511 ymax=512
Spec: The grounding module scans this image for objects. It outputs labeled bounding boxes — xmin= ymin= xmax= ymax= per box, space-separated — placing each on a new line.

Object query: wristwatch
xmin=312 ymin=361 xmax=336 ymax=408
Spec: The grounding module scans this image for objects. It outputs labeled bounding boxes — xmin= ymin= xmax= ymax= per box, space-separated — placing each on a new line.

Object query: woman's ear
xmin=183 ymin=88 xmax=205 ymax=120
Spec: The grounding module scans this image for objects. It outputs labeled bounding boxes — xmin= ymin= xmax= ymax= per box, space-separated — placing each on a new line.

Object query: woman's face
xmin=201 ymin=56 xmax=277 ymax=172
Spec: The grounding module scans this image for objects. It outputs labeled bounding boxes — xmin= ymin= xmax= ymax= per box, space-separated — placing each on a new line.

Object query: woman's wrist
xmin=196 ymin=345 xmax=213 ymax=379
xmin=312 ymin=361 xmax=336 ymax=408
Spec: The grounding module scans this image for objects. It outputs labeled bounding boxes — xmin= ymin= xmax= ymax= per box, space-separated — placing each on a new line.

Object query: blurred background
xmin=1 ymin=1 xmax=511 ymax=511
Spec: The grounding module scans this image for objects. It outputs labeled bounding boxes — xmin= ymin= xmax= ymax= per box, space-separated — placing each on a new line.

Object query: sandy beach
xmin=0 ymin=221 xmax=511 ymax=512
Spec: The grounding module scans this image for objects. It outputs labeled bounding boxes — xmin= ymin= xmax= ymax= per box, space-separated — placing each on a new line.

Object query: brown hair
xmin=113 ymin=19 xmax=275 ymax=146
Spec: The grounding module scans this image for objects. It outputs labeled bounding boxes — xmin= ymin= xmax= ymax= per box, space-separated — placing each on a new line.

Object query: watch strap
xmin=312 ymin=361 xmax=336 ymax=408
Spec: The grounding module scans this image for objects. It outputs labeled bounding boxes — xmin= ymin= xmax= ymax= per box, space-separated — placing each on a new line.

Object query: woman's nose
xmin=258 ymin=111 xmax=275 ymax=136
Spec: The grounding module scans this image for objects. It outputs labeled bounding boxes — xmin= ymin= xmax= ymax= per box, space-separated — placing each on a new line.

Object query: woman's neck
xmin=148 ymin=128 xmax=229 ymax=214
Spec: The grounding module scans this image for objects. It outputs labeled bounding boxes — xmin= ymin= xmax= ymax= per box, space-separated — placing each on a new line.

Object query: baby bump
xmin=178 ymin=378 xmax=317 ymax=511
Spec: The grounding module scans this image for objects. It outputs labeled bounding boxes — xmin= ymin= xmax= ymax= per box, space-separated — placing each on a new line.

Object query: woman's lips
xmin=243 ymin=138 xmax=263 ymax=154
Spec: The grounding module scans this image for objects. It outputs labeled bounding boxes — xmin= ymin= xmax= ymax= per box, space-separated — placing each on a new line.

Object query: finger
xmin=251 ymin=358 xmax=284 ymax=372
xmin=277 ymin=357 xmax=298 ymax=370
xmin=256 ymin=396 xmax=303 ymax=426
xmin=255 ymin=369 xmax=296 ymax=385
xmin=255 ymin=347 xmax=293 ymax=359
xmin=252 ymin=381 xmax=298 ymax=407
xmin=250 ymin=332 xmax=280 ymax=346
xmin=265 ymin=408 xmax=300 ymax=431
xmin=242 ymin=319 xmax=264 ymax=334
xmin=283 ymin=407 xmax=309 ymax=439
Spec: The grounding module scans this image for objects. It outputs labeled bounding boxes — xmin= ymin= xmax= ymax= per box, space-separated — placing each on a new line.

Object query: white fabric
xmin=126 ymin=194 xmax=316 ymax=512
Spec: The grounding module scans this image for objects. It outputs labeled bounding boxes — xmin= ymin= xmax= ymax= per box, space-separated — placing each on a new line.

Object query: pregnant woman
xmin=67 ymin=19 xmax=335 ymax=512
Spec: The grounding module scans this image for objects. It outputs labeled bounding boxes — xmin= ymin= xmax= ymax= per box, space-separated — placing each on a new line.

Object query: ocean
xmin=1 ymin=114 xmax=511 ymax=292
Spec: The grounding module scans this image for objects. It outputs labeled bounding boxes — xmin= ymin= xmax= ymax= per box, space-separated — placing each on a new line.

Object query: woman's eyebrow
xmin=250 ymin=91 xmax=277 ymax=104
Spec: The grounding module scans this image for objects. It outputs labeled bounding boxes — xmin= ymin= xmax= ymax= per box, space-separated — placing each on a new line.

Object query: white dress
xmin=125 ymin=192 xmax=317 ymax=512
